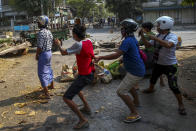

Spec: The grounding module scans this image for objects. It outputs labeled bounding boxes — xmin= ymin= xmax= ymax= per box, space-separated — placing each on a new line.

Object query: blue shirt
xmin=119 ymin=36 xmax=145 ymax=77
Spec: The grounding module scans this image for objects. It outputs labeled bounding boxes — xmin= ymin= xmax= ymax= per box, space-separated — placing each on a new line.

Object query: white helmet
xmin=155 ymin=16 xmax=174 ymax=30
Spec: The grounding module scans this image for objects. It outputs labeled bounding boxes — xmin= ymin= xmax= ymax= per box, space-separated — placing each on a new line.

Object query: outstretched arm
xmin=149 ymin=35 xmax=174 ymax=48
xmin=54 ymin=39 xmax=68 ymax=55
xmin=95 ymin=49 xmax=123 ymax=62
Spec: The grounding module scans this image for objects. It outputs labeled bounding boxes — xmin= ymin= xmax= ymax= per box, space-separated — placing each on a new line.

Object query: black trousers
xmin=150 ymin=64 xmax=180 ymax=94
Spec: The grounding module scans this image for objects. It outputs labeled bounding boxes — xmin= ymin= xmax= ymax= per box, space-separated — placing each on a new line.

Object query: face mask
xmin=121 ymin=27 xmax=126 ymax=37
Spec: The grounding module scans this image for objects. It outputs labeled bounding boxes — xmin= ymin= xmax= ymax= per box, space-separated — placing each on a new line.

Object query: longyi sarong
xmin=38 ymin=51 xmax=53 ymax=87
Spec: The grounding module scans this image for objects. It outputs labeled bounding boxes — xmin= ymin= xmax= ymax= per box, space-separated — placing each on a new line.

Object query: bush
xmin=0 ymin=38 xmax=12 ymax=44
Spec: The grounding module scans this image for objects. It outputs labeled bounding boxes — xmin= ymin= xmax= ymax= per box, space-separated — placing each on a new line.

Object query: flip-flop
xmin=73 ymin=121 xmax=89 ymax=129
xmin=80 ymin=107 xmax=92 ymax=115
xmin=178 ymin=108 xmax=187 ymax=115
xmin=124 ymin=115 xmax=142 ymax=123
xmin=142 ymin=89 xmax=155 ymax=94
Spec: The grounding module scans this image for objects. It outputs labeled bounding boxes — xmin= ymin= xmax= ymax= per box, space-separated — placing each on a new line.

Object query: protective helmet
xmin=155 ymin=16 xmax=174 ymax=30
xmin=37 ymin=15 xmax=49 ymax=27
xmin=120 ymin=18 xmax=138 ymax=33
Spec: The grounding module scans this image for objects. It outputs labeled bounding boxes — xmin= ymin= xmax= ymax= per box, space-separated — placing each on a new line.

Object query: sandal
xmin=73 ymin=120 xmax=89 ymax=129
xmin=39 ymin=94 xmax=51 ymax=99
xmin=178 ymin=108 xmax=187 ymax=115
xmin=142 ymin=88 xmax=155 ymax=94
xmin=124 ymin=115 xmax=141 ymax=123
xmin=80 ymin=107 xmax=92 ymax=115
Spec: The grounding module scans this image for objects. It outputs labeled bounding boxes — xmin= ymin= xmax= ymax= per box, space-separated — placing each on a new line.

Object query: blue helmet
xmin=37 ymin=15 xmax=49 ymax=27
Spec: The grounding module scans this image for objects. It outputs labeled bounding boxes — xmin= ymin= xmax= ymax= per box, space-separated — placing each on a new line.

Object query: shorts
xmin=64 ymin=73 xmax=94 ymax=100
xmin=150 ymin=64 xmax=180 ymax=94
xmin=117 ymin=72 xmax=142 ymax=95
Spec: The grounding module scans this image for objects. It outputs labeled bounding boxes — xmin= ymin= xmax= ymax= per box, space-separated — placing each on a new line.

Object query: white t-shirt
xmin=150 ymin=33 xmax=178 ymax=65
xmin=67 ymin=39 xmax=92 ymax=55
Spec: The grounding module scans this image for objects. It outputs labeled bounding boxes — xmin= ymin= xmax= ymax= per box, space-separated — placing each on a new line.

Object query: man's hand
xmin=54 ymin=39 xmax=61 ymax=47
xmin=94 ymin=56 xmax=102 ymax=63
xmin=138 ymin=28 xmax=146 ymax=37
xmin=35 ymin=55 xmax=39 ymax=61
xmin=147 ymin=34 xmax=156 ymax=40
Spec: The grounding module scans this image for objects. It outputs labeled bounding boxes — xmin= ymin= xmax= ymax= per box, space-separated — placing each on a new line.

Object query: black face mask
xmin=121 ymin=27 xmax=126 ymax=37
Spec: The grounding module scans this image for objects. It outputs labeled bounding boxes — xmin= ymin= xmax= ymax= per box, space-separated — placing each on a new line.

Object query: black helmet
xmin=120 ymin=18 xmax=138 ymax=34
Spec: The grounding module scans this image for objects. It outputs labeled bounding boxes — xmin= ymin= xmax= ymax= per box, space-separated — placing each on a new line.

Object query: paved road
xmin=0 ymin=28 xmax=196 ymax=131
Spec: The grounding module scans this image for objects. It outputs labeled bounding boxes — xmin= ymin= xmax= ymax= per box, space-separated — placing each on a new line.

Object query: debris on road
xmin=37 ymin=99 xmax=49 ymax=104
xmin=0 ymin=80 xmax=5 ymax=83
xmin=95 ymin=64 xmax=112 ymax=84
xmin=28 ymin=111 xmax=36 ymax=117
xmin=60 ymin=64 xmax=74 ymax=82
xmin=18 ymin=120 xmax=27 ymax=124
xmin=14 ymin=103 xmax=27 ymax=108
xmin=0 ymin=41 xmax=31 ymax=56
xmin=0 ymin=123 xmax=3 ymax=128
xmin=15 ymin=111 xmax=27 ymax=115
xmin=1 ymin=111 xmax=8 ymax=119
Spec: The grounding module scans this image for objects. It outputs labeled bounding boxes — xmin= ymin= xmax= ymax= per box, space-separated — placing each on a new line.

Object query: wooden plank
xmin=0 ymin=42 xmax=31 ymax=56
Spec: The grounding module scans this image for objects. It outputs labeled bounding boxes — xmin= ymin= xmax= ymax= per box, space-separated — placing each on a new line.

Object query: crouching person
xmin=95 ymin=19 xmax=145 ymax=123
xmin=55 ymin=25 xmax=94 ymax=129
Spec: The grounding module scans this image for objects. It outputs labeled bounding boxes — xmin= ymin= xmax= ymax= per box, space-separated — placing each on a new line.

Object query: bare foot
xmin=48 ymin=81 xmax=54 ymax=89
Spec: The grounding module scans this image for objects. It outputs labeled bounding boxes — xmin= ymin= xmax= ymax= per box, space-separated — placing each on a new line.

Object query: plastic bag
xmin=95 ymin=64 xmax=112 ymax=84
xmin=60 ymin=64 xmax=74 ymax=82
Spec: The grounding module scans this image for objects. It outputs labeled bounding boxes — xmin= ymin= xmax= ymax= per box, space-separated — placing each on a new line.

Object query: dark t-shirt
xmin=119 ymin=36 xmax=145 ymax=77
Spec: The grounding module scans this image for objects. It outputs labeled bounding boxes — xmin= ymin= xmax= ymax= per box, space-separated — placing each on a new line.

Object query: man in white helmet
xmin=140 ymin=16 xmax=186 ymax=115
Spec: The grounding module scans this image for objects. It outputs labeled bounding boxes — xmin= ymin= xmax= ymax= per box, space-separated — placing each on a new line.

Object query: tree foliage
xmin=66 ymin=0 xmax=96 ymax=18
xmin=9 ymin=0 xmax=64 ymax=17
xmin=105 ymin=0 xmax=147 ymax=21
xmin=182 ymin=0 xmax=196 ymax=6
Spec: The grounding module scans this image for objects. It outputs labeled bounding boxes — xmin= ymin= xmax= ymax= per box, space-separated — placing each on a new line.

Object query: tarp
xmin=14 ymin=25 xmax=30 ymax=31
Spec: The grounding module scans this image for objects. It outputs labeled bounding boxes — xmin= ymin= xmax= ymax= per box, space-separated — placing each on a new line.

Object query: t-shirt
xmin=119 ymin=36 xmax=145 ymax=77
xmin=67 ymin=41 xmax=82 ymax=55
xmin=66 ymin=39 xmax=92 ymax=55
xmin=37 ymin=28 xmax=53 ymax=51
xmin=149 ymin=33 xmax=178 ymax=65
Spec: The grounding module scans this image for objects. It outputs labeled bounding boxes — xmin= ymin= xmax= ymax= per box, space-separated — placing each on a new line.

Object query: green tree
xmin=182 ymin=0 xmax=196 ymax=6
xmin=66 ymin=0 xmax=96 ymax=18
xmin=105 ymin=0 xmax=147 ymax=21
xmin=9 ymin=0 xmax=64 ymax=17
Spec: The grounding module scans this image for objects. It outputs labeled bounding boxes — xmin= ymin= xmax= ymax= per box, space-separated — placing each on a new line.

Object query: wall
xmin=143 ymin=7 xmax=196 ymax=24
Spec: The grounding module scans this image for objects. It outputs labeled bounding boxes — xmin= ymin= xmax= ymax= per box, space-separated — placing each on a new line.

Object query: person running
xmin=139 ymin=22 xmax=165 ymax=87
xmin=140 ymin=16 xmax=186 ymax=115
xmin=55 ymin=25 xmax=94 ymax=129
xmin=95 ymin=18 xmax=145 ymax=123
xmin=36 ymin=15 xmax=54 ymax=98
